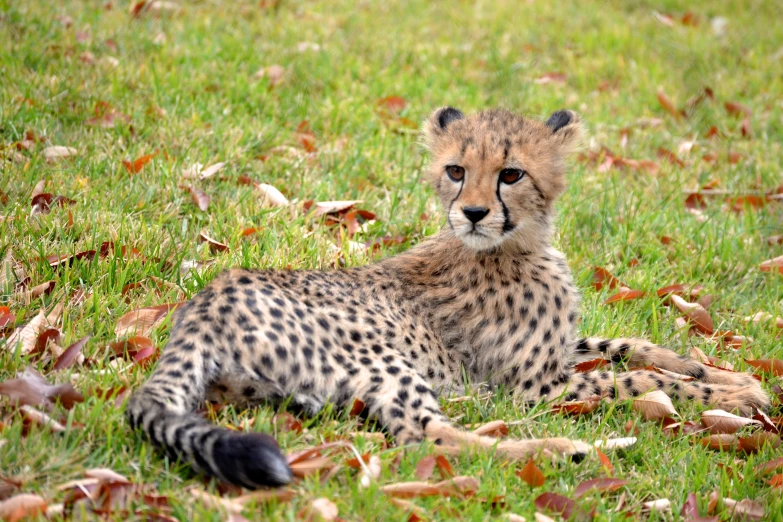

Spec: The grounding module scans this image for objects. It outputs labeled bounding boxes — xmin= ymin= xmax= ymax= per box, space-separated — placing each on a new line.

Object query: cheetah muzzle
xmin=126 ymin=107 xmax=770 ymax=489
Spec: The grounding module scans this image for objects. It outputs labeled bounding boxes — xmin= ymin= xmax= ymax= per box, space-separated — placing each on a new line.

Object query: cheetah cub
xmin=127 ymin=108 xmax=769 ymax=489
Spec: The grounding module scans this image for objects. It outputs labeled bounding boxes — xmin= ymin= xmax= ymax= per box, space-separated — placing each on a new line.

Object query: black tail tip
xmin=213 ymin=432 xmax=293 ymax=488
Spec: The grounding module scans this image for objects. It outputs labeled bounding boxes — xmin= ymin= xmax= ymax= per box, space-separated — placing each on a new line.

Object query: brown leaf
xmin=272 ymin=412 xmax=303 ymax=434
xmin=729 ymin=195 xmax=766 ymax=212
xmin=574 ymin=358 xmax=609 ymax=372
xmin=723 ymin=498 xmax=764 ymax=520
xmin=534 ymin=492 xmax=575 ymax=519
xmin=700 ymin=434 xmax=738 ymax=451
xmin=0 ymin=306 xmax=15 ymax=331
xmin=657 ymin=147 xmax=685 ymax=167
xmin=434 ymin=455 xmax=453 ymax=478
xmin=4 ymin=311 xmax=51 ymax=355
xmin=755 ymin=456 xmax=783 ymax=475
xmin=657 ymin=88 xmax=682 ymax=119
xmin=744 ymin=359 xmax=783 ymax=377
xmin=185 ymin=186 xmax=210 ymax=212
xmin=701 ymin=410 xmax=761 ymax=434
xmin=534 ymin=72 xmax=567 ymax=85
xmin=737 ymin=432 xmax=780 ymax=453
xmin=517 ymin=458 xmax=545 ymax=487
xmin=85 ymin=101 xmax=130 ymax=128
xmin=670 ymin=295 xmax=713 ymax=334
xmin=122 ymin=153 xmax=155 ymax=174
xmin=376 ymin=96 xmax=407 ymax=115
xmin=0 ymin=368 xmax=83 ymax=410
xmin=199 ymin=232 xmax=230 ymax=253
xmin=724 ymin=101 xmax=752 ymax=117
xmin=759 ymin=255 xmax=783 ymax=274
xmin=299 ymin=497 xmax=338 ymax=521
xmin=657 ymin=283 xmax=705 ymax=299
xmin=349 ymin=398 xmax=366 ymax=416
xmin=309 ymin=200 xmax=363 ymax=217
xmin=414 ymin=456 xmax=436 ymax=480
xmin=592 ymin=266 xmax=624 ymax=291
xmin=573 ymin=478 xmax=627 ymax=498
xmin=289 ymin=458 xmax=335 ymax=478
xmin=381 ymin=476 xmax=479 ymax=499
xmin=114 ymin=303 xmax=182 ymax=337
xmin=633 ymin=390 xmax=677 ymax=420
xmin=253 ymin=64 xmax=285 ymax=86
xmin=551 ymin=396 xmax=601 ymax=416
xmin=295 ymin=121 xmax=317 ymax=152
xmin=53 ymin=334 xmax=91 ymax=371
xmin=0 ymin=493 xmax=47 ymax=521
xmin=605 ymin=288 xmax=644 ymax=304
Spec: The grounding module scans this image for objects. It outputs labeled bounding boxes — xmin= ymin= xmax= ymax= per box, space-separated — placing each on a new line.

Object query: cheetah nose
xmin=462 ymin=206 xmax=489 ymax=224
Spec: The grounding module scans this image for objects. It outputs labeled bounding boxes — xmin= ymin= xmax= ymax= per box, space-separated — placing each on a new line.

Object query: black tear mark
xmin=496 ymin=181 xmax=514 ymax=233
xmin=447 ymin=180 xmax=464 ymax=230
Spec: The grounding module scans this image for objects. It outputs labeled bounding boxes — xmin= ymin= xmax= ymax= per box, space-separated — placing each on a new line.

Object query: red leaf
xmin=434 ymin=455 xmax=453 ymax=478
xmin=122 ymin=153 xmax=155 ymax=174
xmin=574 ymin=478 xmax=628 ymax=498
xmin=377 ymin=96 xmax=407 ymax=115
xmin=349 ymin=398 xmax=366 ymax=416
xmin=574 ymin=358 xmax=609 ymax=372
xmin=729 ymin=195 xmax=766 ymax=212
xmin=724 ymin=101 xmax=751 ymax=117
xmin=755 ymin=456 xmax=783 ymax=475
xmin=596 ymin=449 xmax=614 ymax=475
xmin=516 ymin=458 xmax=545 ymax=487
xmin=759 ymin=256 xmax=783 ymax=273
xmin=592 ymin=266 xmax=623 ymax=291
xmin=534 ymin=492 xmax=574 ymax=519
xmin=110 ymin=336 xmax=155 ymax=359
xmin=605 ymin=288 xmax=644 ymax=303
xmin=657 ymin=147 xmax=684 ymax=167
xmin=684 ymin=193 xmax=706 ymax=210
xmin=0 ymin=306 xmax=16 ymax=331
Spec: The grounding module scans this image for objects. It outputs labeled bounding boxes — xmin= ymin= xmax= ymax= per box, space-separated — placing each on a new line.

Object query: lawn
xmin=1 ymin=0 xmax=782 ymax=520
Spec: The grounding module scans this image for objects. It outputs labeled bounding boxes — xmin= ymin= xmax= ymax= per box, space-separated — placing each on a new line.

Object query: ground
xmin=1 ymin=0 xmax=782 ymax=520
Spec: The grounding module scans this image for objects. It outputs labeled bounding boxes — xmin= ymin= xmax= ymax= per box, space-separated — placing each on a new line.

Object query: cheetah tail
xmin=125 ymin=387 xmax=293 ymax=489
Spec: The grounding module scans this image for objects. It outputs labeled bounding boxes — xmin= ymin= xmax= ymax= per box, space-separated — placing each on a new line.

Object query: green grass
xmin=2 ymin=0 xmax=782 ymax=520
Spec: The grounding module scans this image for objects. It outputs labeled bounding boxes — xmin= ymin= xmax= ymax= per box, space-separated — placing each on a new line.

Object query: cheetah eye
xmin=499 ymin=168 xmax=525 ymax=185
xmin=445 ymin=165 xmax=465 ymax=182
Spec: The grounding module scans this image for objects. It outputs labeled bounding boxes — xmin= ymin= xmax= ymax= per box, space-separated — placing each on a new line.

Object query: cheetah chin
xmin=126 ymin=106 xmax=769 ymax=488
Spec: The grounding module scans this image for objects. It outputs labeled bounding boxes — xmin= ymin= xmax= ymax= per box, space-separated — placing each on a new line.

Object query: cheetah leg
xmin=356 ymin=362 xmax=592 ymax=460
xmin=555 ymin=369 xmax=769 ymax=416
xmin=571 ymin=337 xmax=760 ymax=387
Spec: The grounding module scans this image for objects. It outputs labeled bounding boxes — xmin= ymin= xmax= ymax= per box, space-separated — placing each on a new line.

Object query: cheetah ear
xmin=545 ymin=110 xmax=583 ymax=155
xmin=422 ymin=106 xmax=464 ymax=148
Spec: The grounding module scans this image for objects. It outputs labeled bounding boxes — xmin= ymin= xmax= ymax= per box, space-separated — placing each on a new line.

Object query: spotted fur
xmin=126 ymin=107 xmax=769 ymax=489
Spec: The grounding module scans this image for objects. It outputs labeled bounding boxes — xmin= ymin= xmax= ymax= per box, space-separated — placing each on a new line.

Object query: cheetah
xmin=126 ymin=107 xmax=769 ymax=489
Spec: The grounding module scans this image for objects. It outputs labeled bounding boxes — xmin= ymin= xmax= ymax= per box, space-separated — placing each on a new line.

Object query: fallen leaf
xmin=657 ymin=147 xmax=685 ymax=167
xmin=534 ymin=72 xmax=567 ymax=85
xmin=701 ymin=410 xmax=762 ymax=434
xmin=574 ymin=358 xmax=609 ymax=372
xmin=596 ymin=449 xmax=614 ymax=475
xmin=744 ymin=359 xmax=783 ymax=377
xmin=738 ymin=432 xmax=780 ymax=453
xmin=657 ymin=88 xmax=682 ymax=119
xmin=0 ymin=368 xmax=84 ymax=410
xmin=4 ymin=311 xmax=51 ymax=355
xmin=517 ymin=459 xmax=545 ymax=487
xmin=114 ymin=303 xmax=182 ymax=337
xmin=642 ymin=498 xmax=671 ymax=513
xmin=52 ymin=335 xmax=91 ymax=370
xmin=182 ymin=162 xmax=226 ymax=180
xmin=199 ymin=232 xmax=230 ymax=253
xmin=700 ymin=434 xmax=738 ymax=451
xmin=376 ymin=96 xmax=407 ymax=115
xmin=122 ymin=153 xmax=155 ymax=174
xmin=301 ymin=497 xmax=338 ymax=521
xmin=358 ymin=455 xmax=381 ymax=488
xmin=414 ymin=456 xmax=436 ymax=480
xmin=754 ymin=456 xmax=783 ymax=475
xmin=380 ymin=476 xmax=479 ymax=499
xmin=552 ymin=396 xmax=602 ymax=416
xmin=724 ymin=101 xmax=752 ymax=117
xmin=592 ymin=267 xmax=624 ymax=291
xmin=722 ymin=498 xmax=764 ymax=520
xmin=657 ymin=283 xmax=705 ymax=299
xmin=0 ymin=493 xmax=47 ymax=521
xmin=19 ymin=405 xmax=68 ymax=433
xmin=573 ymin=478 xmax=628 ymax=498
xmin=253 ymin=64 xmax=285 ymax=86
xmin=759 ymin=256 xmax=783 ymax=273
xmin=185 ymin=186 xmax=210 ymax=212
xmin=534 ymin=492 xmax=575 ymax=519
xmin=257 ymin=183 xmax=289 ymax=207
xmin=633 ymin=390 xmax=677 ymax=420
xmin=43 ymin=146 xmax=78 ymax=161
xmin=605 ymin=288 xmax=644 ymax=304
xmin=670 ymin=295 xmax=713 ymax=334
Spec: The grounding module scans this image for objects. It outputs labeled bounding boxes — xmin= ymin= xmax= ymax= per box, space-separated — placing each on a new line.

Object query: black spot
xmin=545 ymin=110 xmax=572 ymax=133
xmin=238 ymin=276 xmax=252 ymax=285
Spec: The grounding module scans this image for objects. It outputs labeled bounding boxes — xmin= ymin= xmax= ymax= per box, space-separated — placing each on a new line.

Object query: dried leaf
xmin=744 ymin=359 xmax=783 ymax=377
xmin=592 ymin=267 xmax=624 ymax=291
xmin=376 ymin=96 xmax=407 ymax=115
xmin=657 ymin=88 xmax=682 ymax=119
xmin=517 ymin=459 xmax=545 ymax=487
xmin=758 ymin=256 xmax=783 ymax=274
xmin=633 ymin=390 xmax=677 ymax=420
xmin=755 ymin=456 xmax=783 ymax=475
xmin=303 ymin=498 xmax=338 ymax=521
xmin=358 ymin=455 xmax=381 ymax=488
xmin=182 ymin=162 xmax=226 ymax=180
xmin=381 ymin=476 xmax=479 ymax=499
xmin=414 ymin=456 xmax=436 ymax=480
xmin=670 ymin=295 xmax=713 ymax=334
xmin=534 ymin=72 xmax=567 ymax=85
xmin=596 ymin=449 xmax=614 ymax=475
xmin=53 ymin=334 xmax=91 ymax=371
xmin=701 ymin=410 xmax=762 ymax=434
xmin=253 ymin=65 xmax=285 ymax=86
xmin=122 ymin=153 xmax=155 ymax=174
xmin=574 ymin=358 xmax=609 ymax=372
xmin=0 ymin=493 xmax=47 ymax=521
xmin=724 ymin=101 xmax=752 ymax=117
xmin=605 ymin=288 xmax=644 ymax=304
xmin=642 ymin=499 xmax=671 ymax=513
xmin=552 ymin=396 xmax=602 ymax=416
xmin=0 ymin=368 xmax=83 ymax=410
xmin=43 ymin=146 xmax=78 ymax=161
xmin=573 ymin=478 xmax=628 ymax=498
xmin=700 ymin=434 xmax=738 ymax=451
xmin=534 ymin=492 xmax=575 ymax=519
xmin=737 ymin=432 xmax=780 ymax=453
xmin=114 ymin=303 xmax=182 ymax=337
xmin=257 ymin=183 xmax=289 ymax=207
xmin=722 ymin=498 xmax=764 ymax=520
xmin=4 ymin=311 xmax=51 ymax=355
xmin=19 ymin=405 xmax=67 ymax=433
xmin=310 ymin=200 xmax=363 ymax=217
xmin=185 ymin=186 xmax=210 ymax=211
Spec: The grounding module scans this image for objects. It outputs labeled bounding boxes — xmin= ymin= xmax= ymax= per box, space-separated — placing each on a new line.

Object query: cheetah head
xmin=422 ymin=107 xmax=582 ymax=252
